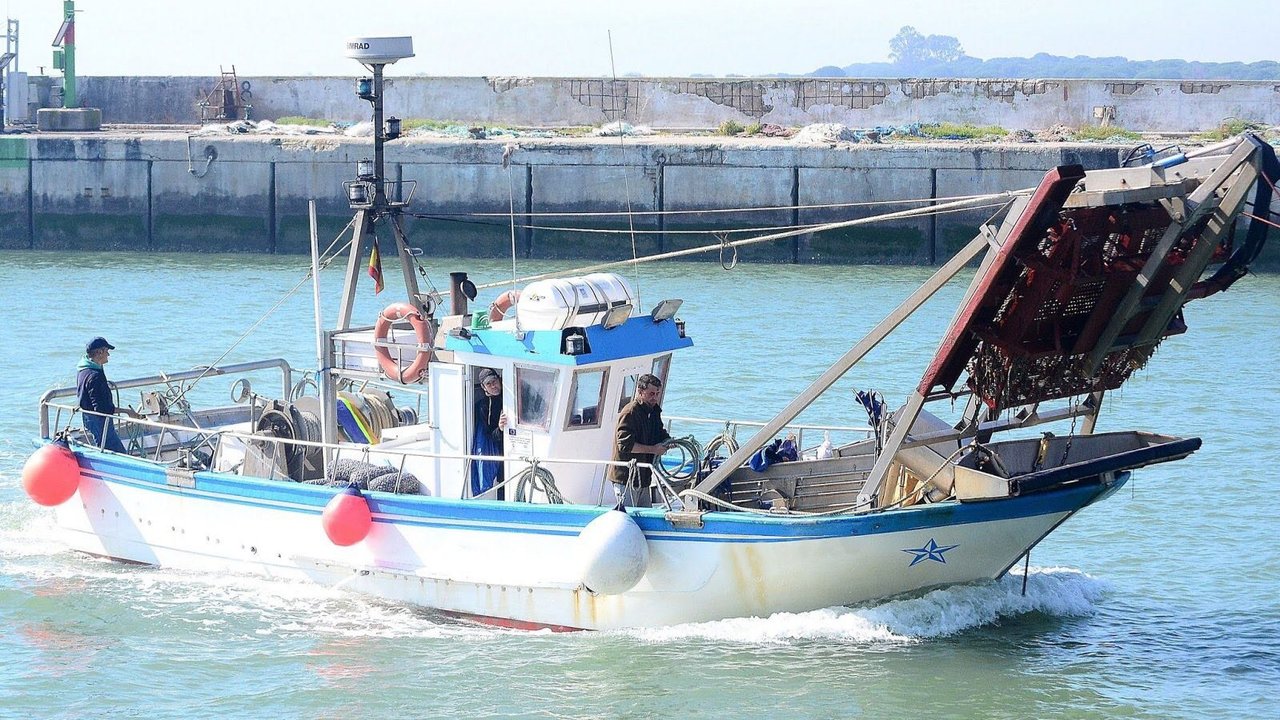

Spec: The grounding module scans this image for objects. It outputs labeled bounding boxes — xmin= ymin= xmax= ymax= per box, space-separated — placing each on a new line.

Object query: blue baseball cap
xmin=86 ymin=337 xmax=116 ymax=354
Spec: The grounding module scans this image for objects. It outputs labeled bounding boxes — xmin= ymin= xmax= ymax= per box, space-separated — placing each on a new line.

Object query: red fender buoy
xmin=22 ymin=442 xmax=82 ymax=507
xmin=488 ymin=290 xmax=520 ymax=323
xmin=322 ymin=486 xmax=373 ymax=546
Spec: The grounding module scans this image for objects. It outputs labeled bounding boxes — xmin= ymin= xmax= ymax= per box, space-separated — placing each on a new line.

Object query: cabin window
xmin=619 ymin=374 xmax=637 ymax=411
xmin=516 ymin=367 xmax=557 ymax=430
xmin=567 ymin=368 xmax=609 ymax=429
xmin=618 ymin=355 xmax=672 ymax=411
xmin=651 ymin=354 xmax=671 ymax=388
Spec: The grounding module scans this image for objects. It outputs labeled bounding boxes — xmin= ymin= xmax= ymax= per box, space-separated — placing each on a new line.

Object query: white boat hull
xmin=53 ymin=449 xmax=1120 ymax=630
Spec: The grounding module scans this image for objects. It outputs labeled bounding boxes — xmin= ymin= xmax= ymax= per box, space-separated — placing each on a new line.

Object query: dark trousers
xmin=83 ymin=414 xmax=127 ymax=453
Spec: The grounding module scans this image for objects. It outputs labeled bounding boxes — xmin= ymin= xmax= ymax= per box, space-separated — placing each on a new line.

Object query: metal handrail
xmin=40 ymin=358 xmax=293 ymax=438
xmin=665 ymin=414 xmax=871 ymax=434
xmin=44 ymin=400 xmax=656 ymax=476
xmin=663 ymin=414 xmax=873 ymax=453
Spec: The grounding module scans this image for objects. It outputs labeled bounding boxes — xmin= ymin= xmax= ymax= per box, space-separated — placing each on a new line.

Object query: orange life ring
xmin=374 ymin=302 xmax=434 ymax=383
xmin=488 ymin=290 xmax=520 ymax=323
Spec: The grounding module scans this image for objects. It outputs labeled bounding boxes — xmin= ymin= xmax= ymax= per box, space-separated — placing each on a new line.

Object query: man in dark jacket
xmin=77 ymin=337 xmax=141 ymax=453
xmin=610 ymin=373 xmax=673 ymax=507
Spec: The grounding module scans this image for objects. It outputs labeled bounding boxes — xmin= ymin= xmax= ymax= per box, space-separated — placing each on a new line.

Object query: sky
xmin=1 ymin=0 xmax=1272 ymax=78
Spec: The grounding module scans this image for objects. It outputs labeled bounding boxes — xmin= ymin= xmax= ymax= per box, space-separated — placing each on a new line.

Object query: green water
xmin=0 ymin=250 xmax=1277 ymax=719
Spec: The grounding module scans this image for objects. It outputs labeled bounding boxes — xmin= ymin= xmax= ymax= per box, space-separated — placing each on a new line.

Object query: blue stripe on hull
xmin=69 ymin=445 xmax=1124 ymax=543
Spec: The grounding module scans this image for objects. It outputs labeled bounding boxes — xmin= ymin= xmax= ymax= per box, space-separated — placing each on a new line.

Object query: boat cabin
xmin=329 ymin=272 xmax=691 ymax=504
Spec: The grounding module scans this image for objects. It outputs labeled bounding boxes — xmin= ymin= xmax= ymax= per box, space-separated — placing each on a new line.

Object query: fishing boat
xmin=23 ymin=39 xmax=1278 ymax=630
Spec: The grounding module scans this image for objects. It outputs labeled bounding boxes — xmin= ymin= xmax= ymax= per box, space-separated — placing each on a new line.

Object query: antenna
xmin=343 ymin=36 xmax=414 ymax=209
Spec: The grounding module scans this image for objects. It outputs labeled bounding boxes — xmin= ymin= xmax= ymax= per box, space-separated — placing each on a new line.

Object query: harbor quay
xmin=2 ymin=71 xmax=1277 ymax=266
xmin=0 ymin=130 xmax=1146 ymax=264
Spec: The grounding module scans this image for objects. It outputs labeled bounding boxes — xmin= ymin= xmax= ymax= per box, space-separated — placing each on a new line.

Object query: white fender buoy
xmin=22 ymin=442 xmax=82 ymax=507
xmin=322 ymin=486 xmax=373 ymax=546
xmin=578 ymin=510 xmax=649 ymax=595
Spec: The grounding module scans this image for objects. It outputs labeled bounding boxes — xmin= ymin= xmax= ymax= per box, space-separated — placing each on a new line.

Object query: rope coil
xmin=513 ymin=461 xmax=563 ymax=504
xmin=652 ymin=436 xmax=702 ymax=485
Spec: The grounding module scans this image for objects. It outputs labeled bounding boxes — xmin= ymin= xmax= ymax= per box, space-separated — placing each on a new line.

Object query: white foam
xmin=629 ymin=567 xmax=1107 ymax=644
xmin=0 ymin=502 xmax=496 ymax=640
xmin=0 ymin=501 xmax=69 ymax=560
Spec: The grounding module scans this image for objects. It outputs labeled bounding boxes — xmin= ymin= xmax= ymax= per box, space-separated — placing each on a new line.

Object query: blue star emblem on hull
xmin=902 ymin=538 xmax=958 ymax=567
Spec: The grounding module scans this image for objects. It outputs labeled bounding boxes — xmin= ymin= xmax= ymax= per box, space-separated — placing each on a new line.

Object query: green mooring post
xmin=58 ymin=0 xmax=75 ymax=108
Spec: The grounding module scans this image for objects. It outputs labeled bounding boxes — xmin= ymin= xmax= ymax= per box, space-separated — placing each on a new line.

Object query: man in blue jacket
xmin=77 ymin=337 xmax=142 ymax=453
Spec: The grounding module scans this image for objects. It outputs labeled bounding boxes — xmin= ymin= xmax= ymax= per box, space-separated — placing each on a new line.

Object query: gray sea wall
xmin=0 ymin=132 xmax=1148 ymax=264
xmin=72 ymin=76 xmax=1280 ymax=133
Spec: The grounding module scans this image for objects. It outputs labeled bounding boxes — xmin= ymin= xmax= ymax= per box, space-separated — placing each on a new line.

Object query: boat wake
xmin=0 ymin=502 xmax=491 ymax=640
xmin=629 ymin=569 xmax=1108 ymax=645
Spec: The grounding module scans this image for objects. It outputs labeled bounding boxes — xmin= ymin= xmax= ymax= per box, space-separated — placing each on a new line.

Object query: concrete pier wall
xmin=75 ymin=76 xmax=1280 ymax=133
xmin=1 ymin=133 xmax=1275 ymax=268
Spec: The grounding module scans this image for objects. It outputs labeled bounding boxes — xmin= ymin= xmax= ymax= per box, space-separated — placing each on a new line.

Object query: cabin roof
xmin=445 ymin=315 xmax=693 ymax=365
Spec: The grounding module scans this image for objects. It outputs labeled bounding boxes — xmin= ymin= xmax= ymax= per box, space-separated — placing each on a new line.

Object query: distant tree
xmin=889 ymin=26 xmax=926 ymax=64
xmin=924 ymin=34 xmax=964 ymax=63
xmin=889 ymin=26 xmax=965 ymax=66
xmin=834 ymin=45 xmax=1280 ymax=80
xmin=809 ymin=65 xmax=848 ymax=77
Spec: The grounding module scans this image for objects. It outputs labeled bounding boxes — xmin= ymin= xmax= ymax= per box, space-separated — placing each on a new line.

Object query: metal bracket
xmin=165 ymin=466 xmax=196 ymax=489
xmin=665 ymin=511 xmax=705 ymax=529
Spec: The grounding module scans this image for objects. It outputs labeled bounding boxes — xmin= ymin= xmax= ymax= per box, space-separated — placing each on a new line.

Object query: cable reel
xmin=254 ymin=399 xmax=323 ymax=481
xmin=653 ymin=436 xmax=702 ymax=487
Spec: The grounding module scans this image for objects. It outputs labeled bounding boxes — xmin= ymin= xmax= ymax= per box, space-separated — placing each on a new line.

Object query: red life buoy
xmin=488 ymin=290 xmax=520 ymax=323
xmin=374 ymin=302 xmax=434 ymax=384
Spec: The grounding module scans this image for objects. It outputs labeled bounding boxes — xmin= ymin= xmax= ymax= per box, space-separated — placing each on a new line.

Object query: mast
xmin=319 ymin=37 xmax=421 ymax=445
xmin=336 ymin=36 xmax=421 ymax=331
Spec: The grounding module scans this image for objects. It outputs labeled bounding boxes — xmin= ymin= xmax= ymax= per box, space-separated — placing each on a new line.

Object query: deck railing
xmin=39 ymin=358 xmax=294 ymax=439
xmin=41 ymin=399 xmax=681 ymax=509
xmin=664 ymin=414 xmax=873 ymax=456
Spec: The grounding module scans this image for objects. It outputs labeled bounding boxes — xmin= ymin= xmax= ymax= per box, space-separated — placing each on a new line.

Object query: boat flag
xmin=368 ymin=238 xmax=384 ymax=294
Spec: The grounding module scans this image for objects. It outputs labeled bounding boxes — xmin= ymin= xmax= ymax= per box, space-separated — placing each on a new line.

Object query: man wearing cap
xmin=77 ymin=337 xmax=142 ymax=453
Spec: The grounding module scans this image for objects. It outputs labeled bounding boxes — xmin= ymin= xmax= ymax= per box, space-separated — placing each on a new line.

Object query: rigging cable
xmin=423 ymin=191 xmax=997 ymax=219
xmin=457 ymin=194 xmax=1022 ymax=294
xmin=608 ymin=29 xmax=642 ymax=310
xmin=167 ymin=216 xmax=358 ymax=403
xmin=503 ymin=143 xmax=520 ymax=301
xmin=413 ymin=213 xmax=837 ymax=236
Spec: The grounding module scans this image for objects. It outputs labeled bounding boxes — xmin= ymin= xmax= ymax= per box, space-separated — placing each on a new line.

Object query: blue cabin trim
xmin=445 ymin=316 xmax=693 ymax=364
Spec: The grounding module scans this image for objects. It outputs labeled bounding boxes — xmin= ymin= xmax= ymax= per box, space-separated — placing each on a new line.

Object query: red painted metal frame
xmin=918 ymin=164 xmax=1086 ymax=398
xmin=915 ymin=161 xmax=1243 ymax=411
